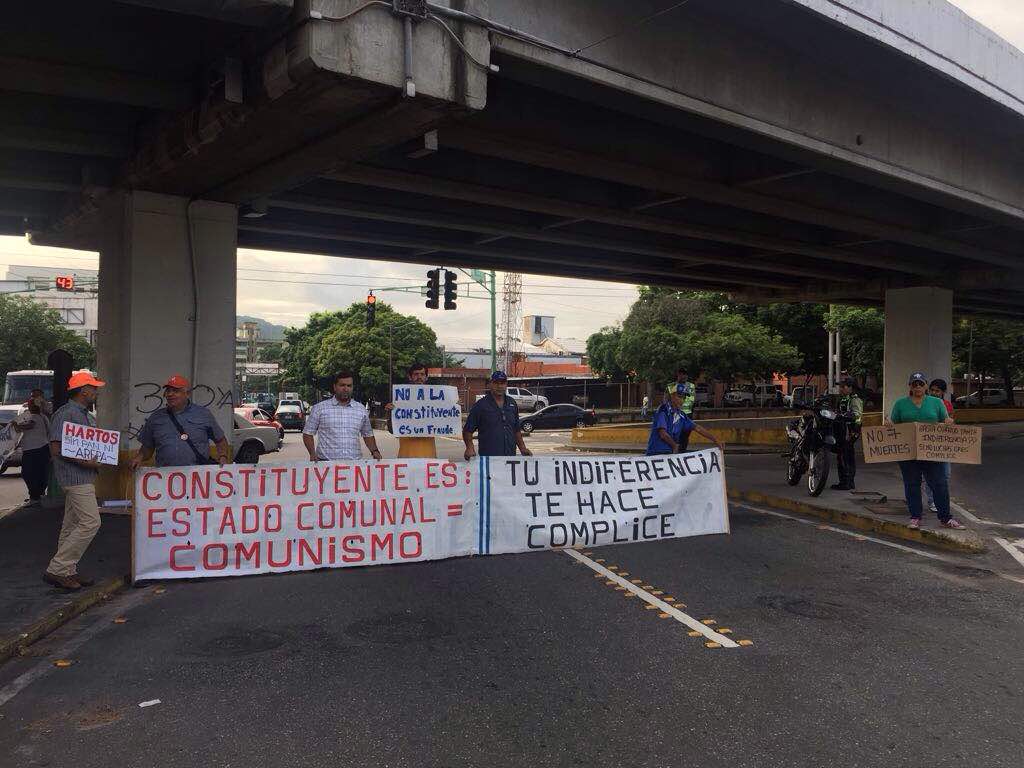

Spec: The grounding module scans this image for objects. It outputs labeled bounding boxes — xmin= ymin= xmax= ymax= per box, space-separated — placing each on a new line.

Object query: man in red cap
xmin=43 ymin=371 xmax=107 ymax=590
xmin=130 ymin=375 xmax=229 ymax=470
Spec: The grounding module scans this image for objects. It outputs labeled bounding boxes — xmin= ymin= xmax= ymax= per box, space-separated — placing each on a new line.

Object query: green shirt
xmin=890 ymin=395 xmax=948 ymax=424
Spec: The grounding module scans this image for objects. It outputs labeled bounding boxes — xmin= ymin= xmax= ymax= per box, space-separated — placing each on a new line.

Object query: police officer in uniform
xmin=674 ymin=368 xmax=696 ymax=451
xmin=832 ymin=376 xmax=864 ymax=491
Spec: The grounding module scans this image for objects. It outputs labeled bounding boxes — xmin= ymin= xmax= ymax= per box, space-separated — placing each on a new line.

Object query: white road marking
xmin=994 ymin=538 xmax=1024 ymax=572
xmin=563 ymin=549 xmax=739 ymax=648
xmin=950 ymin=501 xmax=1024 ymax=528
xmin=736 ymin=503 xmax=1024 ymax=588
xmin=0 ymin=587 xmax=151 ymax=708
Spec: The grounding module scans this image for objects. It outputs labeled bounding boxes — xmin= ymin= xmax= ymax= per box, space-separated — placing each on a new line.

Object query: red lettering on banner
xmin=419 ymin=496 xmax=434 ymax=523
xmin=241 ymin=504 xmax=259 ymax=534
xmin=379 ymin=498 xmax=396 ymax=526
xmin=84 ymin=427 xmax=95 ymax=441
xmin=297 ymin=502 xmax=313 ymax=530
xmin=267 ymin=540 xmax=292 ymax=568
xmin=147 ymin=509 xmax=166 ymax=538
xmin=203 ymin=544 xmax=228 ymax=570
xmin=190 ymin=470 xmax=210 ymax=501
xmin=167 ymin=472 xmax=187 ymax=500
xmin=318 ymin=501 xmax=335 ymax=528
xmin=441 ymin=462 xmax=457 ymax=488
xmin=269 ymin=466 xmax=287 ymax=495
xmin=425 ymin=463 xmax=440 ymax=489
xmin=313 ymin=465 xmax=331 ymax=495
xmin=291 ymin=467 xmax=309 ymax=495
xmin=393 ymin=463 xmax=408 ymax=491
xmin=238 ymin=467 xmax=256 ymax=496
xmin=171 ymin=507 xmax=190 ymax=536
xmin=353 ymin=464 xmax=371 ymax=492
xmin=370 ymin=533 xmax=394 ymax=561
xmin=334 ymin=464 xmax=349 ymax=494
xmin=215 ymin=470 xmax=234 ymax=499
xmin=142 ymin=472 xmax=161 ymax=501
xmin=399 ymin=531 xmax=422 ymax=559
xmin=298 ymin=538 xmax=322 ymax=566
xmin=235 ymin=541 xmax=260 ymax=569
xmin=400 ymin=498 xmax=416 ymax=524
xmin=341 ymin=534 xmax=365 ymax=562
xmin=266 ymin=504 xmax=282 ymax=532
xmin=340 ymin=500 xmax=355 ymax=528
xmin=197 ymin=506 xmax=214 ymax=536
xmin=219 ymin=507 xmax=237 ymax=535
xmin=170 ymin=544 xmax=196 ymax=571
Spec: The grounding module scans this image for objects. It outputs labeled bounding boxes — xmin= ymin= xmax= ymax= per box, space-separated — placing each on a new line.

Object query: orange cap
xmin=164 ymin=375 xmax=190 ymax=389
xmin=67 ymin=371 xmax=105 ymax=390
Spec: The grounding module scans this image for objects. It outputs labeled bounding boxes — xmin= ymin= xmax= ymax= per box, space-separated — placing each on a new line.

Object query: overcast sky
xmin=1 ymin=0 xmax=1020 ymax=346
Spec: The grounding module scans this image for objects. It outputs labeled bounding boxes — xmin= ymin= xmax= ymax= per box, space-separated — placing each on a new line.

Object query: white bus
xmin=2 ymin=369 xmax=53 ymax=405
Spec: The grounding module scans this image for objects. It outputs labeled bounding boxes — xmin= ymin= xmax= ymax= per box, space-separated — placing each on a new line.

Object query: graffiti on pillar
xmin=132 ymin=382 xmax=237 ymax=415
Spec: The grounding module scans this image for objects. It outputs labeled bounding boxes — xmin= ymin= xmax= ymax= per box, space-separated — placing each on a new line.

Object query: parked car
xmin=232 ymin=414 xmax=281 ymax=464
xmin=235 ymin=406 xmax=285 ymax=447
xmin=724 ymin=383 xmax=783 ymax=408
xmin=519 ymin=404 xmax=596 ymax=434
xmin=955 ymin=388 xmax=1008 ymax=406
xmin=275 ymin=403 xmax=305 ymax=430
xmin=476 ymin=387 xmax=549 ymax=412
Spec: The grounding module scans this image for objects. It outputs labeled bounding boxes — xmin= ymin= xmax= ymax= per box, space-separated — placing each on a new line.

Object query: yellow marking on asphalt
xmin=687 ymin=631 xmax=701 ymax=637
xmin=630 ymin=579 xmax=642 ymax=584
xmin=642 ymin=585 xmax=654 ymax=589
xmin=652 ymin=590 xmax=663 ymax=595
xmin=607 ymin=565 xmax=618 ymax=570
xmin=112 ymin=617 xmax=127 ymax=624
xmin=605 ymin=580 xmax=616 ymax=586
xmin=583 ymin=551 xmax=594 ymax=555
xmin=663 ymin=596 xmax=676 ymax=602
xmin=53 ymin=659 xmax=73 ymax=668
xmin=644 ymin=604 xmax=659 ymax=610
xmin=619 ymin=572 xmax=629 ymax=576
xmin=718 ymin=628 xmax=733 ymax=634
xmin=705 ymin=642 xmax=722 ymax=649
xmin=658 ymin=612 xmax=670 ymax=618
xmin=153 ymin=587 xmax=166 ymax=594
xmin=615 ymin=586 xmax=626 ymax=591
xmin=738 ymin=640 xmax=754 ymax=647
xmin=595 ymin=559 xmax=605 ymax=563
xmin=701 ymin=619 xmax=716 ymax=625
xmin=593 ymin=574 xmax=604 ymax=579
xmin=624 ymin=593 xmax=637 ymax=598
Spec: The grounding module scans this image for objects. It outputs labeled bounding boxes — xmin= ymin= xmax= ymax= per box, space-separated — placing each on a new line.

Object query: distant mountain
xmin=236 ymin=315 xmax=287 ymax=341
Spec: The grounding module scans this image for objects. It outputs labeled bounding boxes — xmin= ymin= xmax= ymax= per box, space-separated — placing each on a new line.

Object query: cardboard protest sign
xmin=61 ymin=421 xmax=120 ymax=465
xmin=133 ymin=453 xmax=730 ymax=582
xmin=862 ymin=423 xmax=981 ymax=465
xmin=391 ymin=385 xmax=462 ymax=437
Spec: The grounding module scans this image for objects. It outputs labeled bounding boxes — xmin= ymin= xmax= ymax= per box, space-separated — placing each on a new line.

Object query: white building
xmin=2 ymin=265 xmax=99 ymax=345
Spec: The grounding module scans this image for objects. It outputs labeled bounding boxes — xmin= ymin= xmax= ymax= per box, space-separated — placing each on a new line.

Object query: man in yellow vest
xmin=386 ymin=362 xmax=437 ymax=458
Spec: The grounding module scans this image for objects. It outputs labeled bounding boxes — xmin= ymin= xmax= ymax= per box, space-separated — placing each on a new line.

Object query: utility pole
xmin=498 ymin=272 xmax=523 ymax=374
xmin=489 ymin=270 xmax=497 ymax=374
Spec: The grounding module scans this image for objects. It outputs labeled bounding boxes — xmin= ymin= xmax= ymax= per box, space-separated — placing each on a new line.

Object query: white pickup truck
xmin=475 ymin=386 xmax=549 ymax=412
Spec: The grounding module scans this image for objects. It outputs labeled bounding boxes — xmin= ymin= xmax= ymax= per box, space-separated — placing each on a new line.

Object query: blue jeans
xmin=898 ymin=460 xmax=950 ymax=522
xmin=923 ymin=462 xmax=951 ymax=509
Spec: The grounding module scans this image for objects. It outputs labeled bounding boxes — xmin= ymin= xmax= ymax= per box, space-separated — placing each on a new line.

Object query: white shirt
xmin=303 ymin=397 xmax=373 ymax=460
xmin=18 ymin=412 xmax=51 ymax=451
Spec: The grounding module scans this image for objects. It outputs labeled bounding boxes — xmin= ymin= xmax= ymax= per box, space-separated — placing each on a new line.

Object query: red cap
xmin=164 ymin=375 xmax=190 ymax=390
xmin=67 ymin=371 xmax=105 ymax=390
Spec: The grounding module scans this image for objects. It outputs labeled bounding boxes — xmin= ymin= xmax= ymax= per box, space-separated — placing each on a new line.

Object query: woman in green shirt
xmin=889 ymin=372 xmax=963 ymax=530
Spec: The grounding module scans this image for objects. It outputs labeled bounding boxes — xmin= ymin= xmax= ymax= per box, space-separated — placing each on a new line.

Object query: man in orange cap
xmin=130 ymin=374 xmax=228 ymax=470
xmin=44 ymin=371 xmax=107 ymax=591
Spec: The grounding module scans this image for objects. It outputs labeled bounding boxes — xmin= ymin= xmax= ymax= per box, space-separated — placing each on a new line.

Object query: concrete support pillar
xmin=96 ymin=192 xmax=238 ymax=447
xmin=883 ymin=287 xmax=952 ymax=417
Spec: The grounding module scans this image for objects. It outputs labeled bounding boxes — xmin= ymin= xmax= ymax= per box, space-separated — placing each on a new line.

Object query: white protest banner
xmin=391 ymin=384 xmax=462 ymax=437
xmin=61 ymin=421 xmax=120 ymax=465
xmin=133 ymin=459 xmax=480 ymax=581
xmin=133 ymin=454 xmax=730 ymax=582
xmin=483 ymin=451 xmax=728 ymax=554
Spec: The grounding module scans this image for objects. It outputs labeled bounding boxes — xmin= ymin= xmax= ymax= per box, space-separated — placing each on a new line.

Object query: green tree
xmin=826 ymin=306 xmax=884 ymax=383
xmin=747 ymin=303 xmax=827 ymax=376
xmin=586 ymin=326 xmax=627 ymax=380
xmin=0 ymin=294 xmax=96 ymax=381
xmin=953 ymin=317 xmax=1024 ymax=404
xmin=257 ymin=341 xmax=285 ymax=365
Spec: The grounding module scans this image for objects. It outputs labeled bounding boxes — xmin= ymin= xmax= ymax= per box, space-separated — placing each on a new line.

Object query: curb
xmin=727 ymin=489 xmax=987 ymax=554
xmin=560 ymin=444 xmax=783 ymax=456
xmin=0 ymin=575 xmax=129 ymax=666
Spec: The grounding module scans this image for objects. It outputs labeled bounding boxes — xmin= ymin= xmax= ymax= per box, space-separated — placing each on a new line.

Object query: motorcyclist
xmin=831 ymin=376 xmax=863 ymax=491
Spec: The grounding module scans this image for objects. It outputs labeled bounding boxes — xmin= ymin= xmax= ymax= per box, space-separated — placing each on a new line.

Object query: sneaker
xmin=943 ymin=519 xmax=966 ymax=530
xmin=928 ymin=503 xmax=938 ymax=513
xmin=909 ymin=518 xmax=922 ymax=530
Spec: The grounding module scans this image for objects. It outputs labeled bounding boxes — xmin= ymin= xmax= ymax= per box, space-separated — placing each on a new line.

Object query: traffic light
xmin=425 ymin=269 xmax=440 ymax=309
xmin=443 ymin=270 xmax=457 ymax=310
xmin=365 ymin=293 xmax=376 ymax=328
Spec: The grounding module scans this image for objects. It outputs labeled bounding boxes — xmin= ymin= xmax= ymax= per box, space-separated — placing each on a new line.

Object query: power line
xmin=572 ymin=0 xmax=692 ymax=55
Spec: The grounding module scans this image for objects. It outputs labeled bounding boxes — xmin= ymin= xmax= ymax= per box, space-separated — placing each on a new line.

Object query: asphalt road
xmin=2 ymin=496 xmax=1022 ymax=767
xmin=950 ymin=424 xmax=1024 ymax=525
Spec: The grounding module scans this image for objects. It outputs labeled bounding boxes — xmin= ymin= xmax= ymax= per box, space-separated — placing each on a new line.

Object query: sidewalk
xmin=0 ymin=502 xmax=130 ymax=662
xmin=726 ymin=456 xmax=987 ymax=553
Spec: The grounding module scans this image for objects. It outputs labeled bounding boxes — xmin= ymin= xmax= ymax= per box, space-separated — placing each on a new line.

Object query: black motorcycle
xmin=784 ymin=396 xmax=838 ymax=496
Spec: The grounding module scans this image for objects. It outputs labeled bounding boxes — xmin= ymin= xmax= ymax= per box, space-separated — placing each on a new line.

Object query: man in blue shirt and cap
xmin=647 ymin=383 xmax=723 ymax=455
xmin=463 ymin=370 xmax=533 ymax=460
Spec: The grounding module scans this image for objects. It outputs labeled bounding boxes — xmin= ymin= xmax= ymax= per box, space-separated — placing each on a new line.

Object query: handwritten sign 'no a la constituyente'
xmin=61 ymin=422 xmax=120 ymax=465
xmin=391 ymin=385 xmax=462 ymax=437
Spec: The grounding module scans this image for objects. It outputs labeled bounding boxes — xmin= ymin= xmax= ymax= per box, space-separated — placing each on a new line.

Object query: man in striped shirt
xmin=302 ymin=371 xmax=382 ymax=461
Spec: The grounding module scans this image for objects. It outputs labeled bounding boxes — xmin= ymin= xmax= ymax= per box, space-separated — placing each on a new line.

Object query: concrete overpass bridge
xmin=3 ymin=0 xmax=1024 ymax=432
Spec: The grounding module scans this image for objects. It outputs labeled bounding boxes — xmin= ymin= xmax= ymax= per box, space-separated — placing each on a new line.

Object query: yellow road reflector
xmin=595 ymin=559 xmax=605 ymax=563
xmin=619 ymin=572 xmax=629 ymax=576
xmin=701 ymin=619 xmax=716 ymax=625
xmin=705 ymin=642 xmax=722 ymax=649
xmin=718 ymin=628 xmax=733 ymax=634
xmin=53 ymin=659 xmax=73 ymax=668
xmin=630 ymin=579 xmax=642 ymax=584
xmin=652 ymin=590 xmax=663 ymax=595
xmin=657 ymin=612 xmax=670 ymax=618
xmin=687 ymin=631 xmax=701 ymax=637
xmin=112 ymin=617 xmax=127 ymax=624
xmin=738 ymin=640 xmax=754 ymax=647
xmin=644 ymin=604 xmax=659 ymax=610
